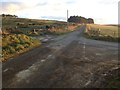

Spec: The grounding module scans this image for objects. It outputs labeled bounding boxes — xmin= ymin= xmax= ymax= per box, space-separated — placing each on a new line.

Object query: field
xmin=1 ymin=16 xmax=119 ymax=88
xmin=2 ymin=17 xmax=79 ymax=35
xmin=1 ymin=16 xmax=79 ymax=61
xmin=84 ymin=24 xmax=119 ymax=42
xmin=2 ymin=25 xmax=119 ymax=88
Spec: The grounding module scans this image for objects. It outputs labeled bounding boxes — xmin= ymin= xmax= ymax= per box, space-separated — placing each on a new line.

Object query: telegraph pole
xmin=67 ymin=10 xmax=68 ymax=22
xmin=67 ymin=10 xmax=69 ymax=30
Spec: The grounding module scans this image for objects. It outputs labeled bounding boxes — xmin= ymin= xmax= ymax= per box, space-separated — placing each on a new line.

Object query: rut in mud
xmin=2 ymin=26 xmax=119 ymax=88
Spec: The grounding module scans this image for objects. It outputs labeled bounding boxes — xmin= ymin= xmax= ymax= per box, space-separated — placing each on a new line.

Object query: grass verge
xmin=2 ymin=34 xmax=40 ymax=61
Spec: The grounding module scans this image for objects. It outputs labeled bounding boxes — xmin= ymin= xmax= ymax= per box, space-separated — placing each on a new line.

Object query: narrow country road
xmin=2 ymin=25 xmax=119 ymax=88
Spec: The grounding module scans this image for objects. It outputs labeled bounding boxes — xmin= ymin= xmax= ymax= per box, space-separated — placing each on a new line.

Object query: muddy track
xmin=2 ymin=25 xmax=119 ymax=88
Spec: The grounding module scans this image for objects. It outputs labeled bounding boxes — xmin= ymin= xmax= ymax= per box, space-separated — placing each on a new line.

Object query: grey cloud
xmin=41 ymin=16 xmax=66 ymax=21
xmin=1 ymin=2 xmax=25 ymax=12
xmin=36 ymin=2 xmax=48 ymax=6
xmin=1 ymin=0 xmax=22 ymax=2
xmin=65 ymin=0 xmax=76 ymax=4
xmin=1 ymin=2 xmax=23 ymax=7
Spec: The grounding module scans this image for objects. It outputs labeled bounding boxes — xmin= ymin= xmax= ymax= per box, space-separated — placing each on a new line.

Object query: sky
xmin=0 ymin=0 xmax=119 ymax=24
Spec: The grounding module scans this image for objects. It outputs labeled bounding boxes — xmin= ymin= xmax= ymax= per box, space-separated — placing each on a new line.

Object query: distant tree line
xmin=1 ymin=14 xmax=18 ymax=18
xmin=68 ymin=16 xmax=94 ymax=24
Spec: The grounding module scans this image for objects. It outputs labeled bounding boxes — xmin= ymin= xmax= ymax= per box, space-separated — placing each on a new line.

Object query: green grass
xmin=2 ymin=17 xmax=67 ymax=35
xmin=2 ymin=17 xmax=79 ymax=35
xmin=105 ymin=68 xmax=120 ymax=88
xmin=107 ymin=77 xmax=120 ymax=88
xmin=2 ymin=34 xmax=40 ymax=61
xmin=1 ymin=16 xmax=80 ymax=61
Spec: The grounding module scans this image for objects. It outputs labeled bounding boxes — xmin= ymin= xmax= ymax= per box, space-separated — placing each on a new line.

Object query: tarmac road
xmin=2 ymin=25 xmax=119 ymax=88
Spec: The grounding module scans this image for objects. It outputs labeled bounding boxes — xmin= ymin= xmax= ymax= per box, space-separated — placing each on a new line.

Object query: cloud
xmin=1 ymin=2 xmax=24 ymax=14
xmin=41 ymin=16 xmax=66 ymax=21
xmin=0 ymin=1 xmax=48 ymax=14
xmin=98 ymin=0 xmax=119 ymax=5
xmin=0 ymin=0 xmax=118 ymax=24
xmin=35 ymin=2 xmax=48 ymax=6
xmin=65 ymin=0 xmax=76 ymax=4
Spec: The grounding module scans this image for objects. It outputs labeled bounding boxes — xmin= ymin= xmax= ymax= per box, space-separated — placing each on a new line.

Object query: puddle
xmin=15 ymin=61 xmax=42 ymax=82
xmin=41 ymin=59 xmax=46 ymax=62
xmin=95 ymin=53 xmax=102 ymax=56
xmin=3 ymin=68 xmax=9 ymax=72
xmin=16 ymin=69 xmax=32 ymax=81
xmin=85 ymin=80 xmax=91 ymax=86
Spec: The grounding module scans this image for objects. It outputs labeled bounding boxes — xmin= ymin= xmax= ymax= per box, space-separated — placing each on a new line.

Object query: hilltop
xmin=68 ymin=16 xmax=94 ymax=24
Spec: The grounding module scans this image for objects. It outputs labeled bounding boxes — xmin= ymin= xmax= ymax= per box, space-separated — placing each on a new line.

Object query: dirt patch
xmin=2 ymin=26 xmax=119 ymax=88
xmin=47 ymin=41 xmax=119 ymax=88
